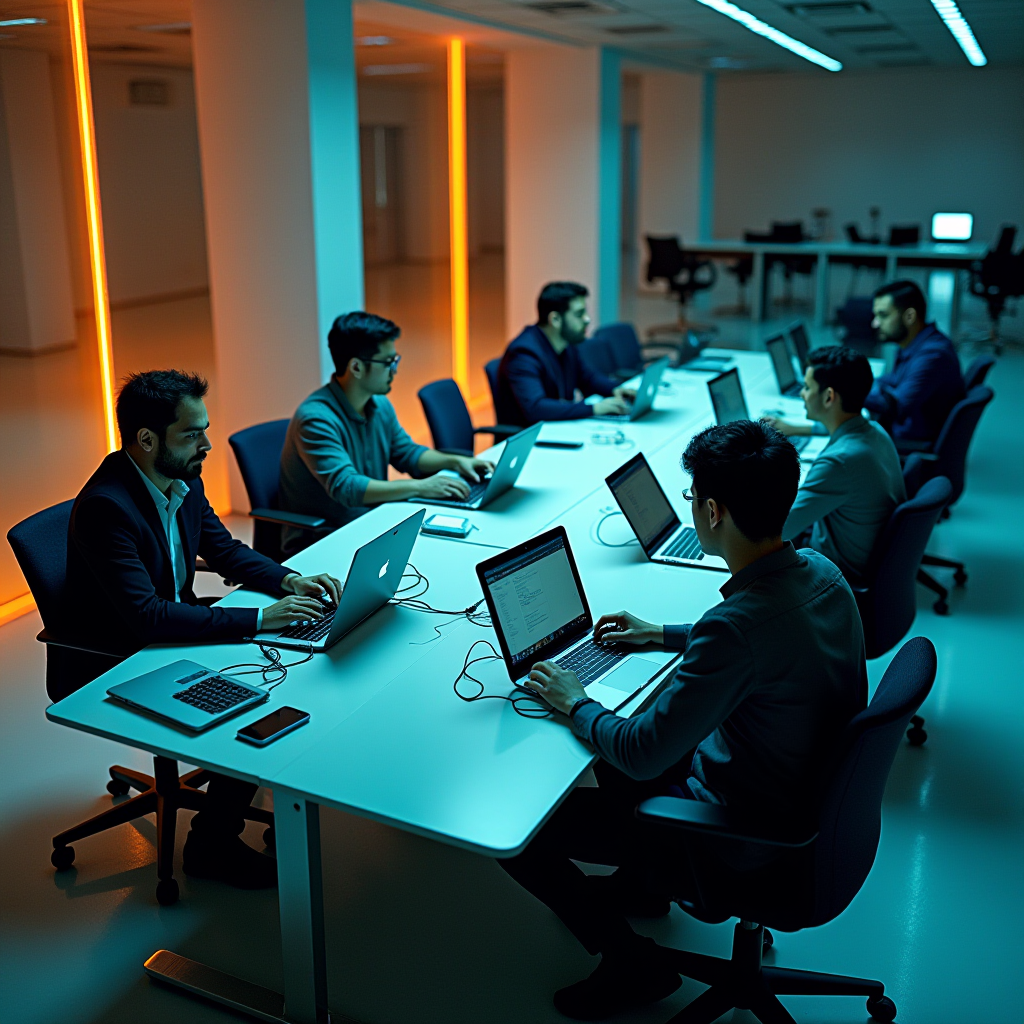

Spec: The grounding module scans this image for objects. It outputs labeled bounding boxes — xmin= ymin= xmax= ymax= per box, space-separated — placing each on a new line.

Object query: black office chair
xmin=961 ymin=353 xmax=996 ymax=391
xmin=589 ymin=322 xmax=676 ymax=380
xmin=968 ymin=226 xmax=1024 ymax=347
xmin=6 ymin=502 xmax=274 ymax=907
xmin=228 ymin=419 xmax=325 ymax=562
xmin=887 ymin=225 xmax=920 ymax=247
xmin=644 ymin=235 xmax=717 ymax=338
xmin=417 ymin=378 xmax=518 ymax=458
xmin=637 ymin=635 xmax=937 ymax=1024
xmin=722 ymin=255 xmax=754 ymax=315
xmin=835 ymin=296 xmax=877 ymax=354
xmin=770 ymin=221 xmax=814 ymax=307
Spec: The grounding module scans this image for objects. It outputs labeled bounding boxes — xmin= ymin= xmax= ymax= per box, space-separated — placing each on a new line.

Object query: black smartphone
xmin=237 ymin=706 xmax=310 ymax=746
xmin=535 ymin=440 xmax=584 ymax=450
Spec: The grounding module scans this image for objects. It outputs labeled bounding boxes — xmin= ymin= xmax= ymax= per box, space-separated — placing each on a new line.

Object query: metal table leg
xmin=751 ymin=251 xmax=766 ymax=322
xmin=885 ymin=254 xmax=898 ymax=280
xmin=814 ymin=253 xmax=830 ymax=327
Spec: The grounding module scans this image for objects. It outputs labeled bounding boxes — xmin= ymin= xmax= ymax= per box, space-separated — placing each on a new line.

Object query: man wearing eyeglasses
xmin=279 ymin=311 xmax=493 ymax=555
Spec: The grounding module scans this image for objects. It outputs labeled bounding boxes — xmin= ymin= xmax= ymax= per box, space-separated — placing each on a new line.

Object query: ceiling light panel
xmin=928 ymin=0 xmax=987 ymax=66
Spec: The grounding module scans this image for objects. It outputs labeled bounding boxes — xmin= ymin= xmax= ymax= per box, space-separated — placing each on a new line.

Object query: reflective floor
xmin=1 ymin=337 xmax=1021 ymax=1022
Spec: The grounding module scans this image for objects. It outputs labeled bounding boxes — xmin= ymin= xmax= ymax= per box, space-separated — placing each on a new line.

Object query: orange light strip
xmin=447 ymin=38 xmax=470 ymax=396
xmin=0 ymin=593 xmax=36 ymax=628
xmin=67 ymin=0 xmax=117 ymax=452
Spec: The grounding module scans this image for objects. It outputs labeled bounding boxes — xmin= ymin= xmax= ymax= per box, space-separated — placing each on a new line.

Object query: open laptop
xmin=707 ymin=368 xmax=809 ymax=453
xmin=766 ymin=334 xmax=803 ymax=396
xmin=476 ymin=527 xmax=666 ymax=712
xmin=107 ymin=660 xmax=269 ymax=732
xmin=260 ymin=509 xmax=425 ymax=652
xmin=424 ymin=423 xmax=541 ymax=510
xmin=787 ymin=321 xmax=811 ymax=371
xmin=596 ymin=357 xmax=670 ymax=422
xmin=605 ymin=453 xmax=728 ymax=572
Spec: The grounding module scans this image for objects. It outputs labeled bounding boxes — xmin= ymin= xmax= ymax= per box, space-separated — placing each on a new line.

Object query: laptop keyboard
xmin=792 ymin=435 xmax=809 ymax=453
xmin=442 ymin=480 xmax=487 ymax=507
xmin=172 ymin=676 xmax=258 ymax=714
xmin=662 ymin=528 xmax=704 ymax=561
xmin=278 ymin=614 xmax=334 ymax=642
xmin=556 ymin=639 xmax=628 ymax=686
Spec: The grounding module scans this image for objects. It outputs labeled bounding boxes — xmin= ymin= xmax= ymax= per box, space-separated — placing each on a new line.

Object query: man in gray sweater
xmin=279 ymin=312 xmax=494 ymax=555
xmin=769 ymin=345 xmax=905 ymax=584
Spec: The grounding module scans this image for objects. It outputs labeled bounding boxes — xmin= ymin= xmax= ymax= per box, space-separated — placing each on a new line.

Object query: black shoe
xmin=182 ymin=832 xmax=278 ymax=889
xmin=553 ymin=942 xmax=681 ymax=1020
xmin=588 ymin=871 xmax=672 ymax=918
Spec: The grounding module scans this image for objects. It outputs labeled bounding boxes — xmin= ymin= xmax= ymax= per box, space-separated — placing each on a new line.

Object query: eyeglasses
xmin=682 ymin=488 xmax=694 ymax=503
xmin=366 ymin=354 xmax=401 ymax=372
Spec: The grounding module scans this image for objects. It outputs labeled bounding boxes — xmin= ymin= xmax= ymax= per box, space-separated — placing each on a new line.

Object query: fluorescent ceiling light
xmin=0 ymin=17 xmax=47 ymax=26
xmin=928 ymin=0 xmax=986 ymax=66
xmin=931 ymin=212 xmax=973 ymax=241
xmin=363 ymin=63 xmax=432 ymax=76
xmin=691 ymin=0 xmax=842 ymax=71
xmin=357 ymin=35 xmax=393 ymax=46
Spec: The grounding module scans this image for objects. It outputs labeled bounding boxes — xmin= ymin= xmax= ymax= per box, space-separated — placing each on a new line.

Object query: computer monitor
xmin=765 ymin=334 xmax=801 ymax=394
xmin=707 ymin=368 xmax=749 ymax=425
xmin=931 ymin=212 xmax=973 ymax=242
xmin=786 ymin=322 xmax=811 ymax=371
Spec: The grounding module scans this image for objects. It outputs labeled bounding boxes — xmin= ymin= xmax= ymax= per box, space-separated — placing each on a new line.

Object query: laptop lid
xmin=477 ymin=422 xmax=542 ymax=503
xmin=476 ymin=527 xmax=591 ymax=683
xmin=766 ymin=334 xmax=800 ymax=393
xmin=787 ymin=321 xmax=811 ymax=370
xmin=605 ymin=453 xmax=681 ymax=558
xmin=627 ymin=357 xmax=670 ymax=420
xmin=707 ymin=368 xmax=749 ymax=425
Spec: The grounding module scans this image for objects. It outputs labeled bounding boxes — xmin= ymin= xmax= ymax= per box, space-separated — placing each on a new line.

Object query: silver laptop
xmin=476 ymin=527 xmax=665 ymax=712
xmin=596 ymin=357 xmax=670 ymax=422
xmin=424 ymin=422 xmax=541 ymax=509
xmin=765 ymin=334 xmax=803 ymax=397
xmin=605 ymin=453 xmax=728 ymax=572
xmin=107 ymin=660 xmax=268 ymax=732
xmin=787 ymin=321 xmax=811 ymax=371
xmin=260 ymin=509 xmax=425 ymax=652
xmin=708 ymin=368 xmax=809 ymax=452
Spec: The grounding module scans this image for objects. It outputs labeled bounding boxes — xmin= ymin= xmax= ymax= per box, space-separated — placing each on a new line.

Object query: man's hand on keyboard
xmin=417 ymin=473 xmax=472 ymax=501
xmin=594 ymin=610 xmax=664 ymax=646
xmin=282 ymin=572 xmax=343 ymax=605
xmin=525 ymin=661 xmax=586 ymax=715
xmin=262 ymin=594 xmax=331 ymax=632
xmin=448 ymin=454 xmax=495 ymax=485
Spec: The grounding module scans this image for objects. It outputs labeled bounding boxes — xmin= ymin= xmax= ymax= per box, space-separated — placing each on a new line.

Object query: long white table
xmin=44 ymin=348 xmax=829 ymax=1024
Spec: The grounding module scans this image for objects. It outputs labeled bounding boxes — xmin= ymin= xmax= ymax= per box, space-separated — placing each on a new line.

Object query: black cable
xmin=593 ymin=508 xmax=639 ymax=548
xmin=453 ymin=639 xmax=552 ymax=719
xmin=391 ymin=564 xmax=492 ymax=627
xmin=220 ymin=642 xmax=314 ymax=693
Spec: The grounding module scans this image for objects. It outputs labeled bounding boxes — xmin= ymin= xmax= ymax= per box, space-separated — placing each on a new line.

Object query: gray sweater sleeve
xmin=783 ymin=451 xmax=848 ymax=541
xmin=293 ymin=408 xmax=372 ymax=509
xmin=381 ymin=400 xmax=428 ymax=477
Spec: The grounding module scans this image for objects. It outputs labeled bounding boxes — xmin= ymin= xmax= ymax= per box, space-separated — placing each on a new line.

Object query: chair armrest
xmin=636 ymin=796 xmax=818 ymax=849
xmin=36 ymin=628 xmax=124 ymax=661
xmin=249 ymin=508 xmax=326 ymax=531
xmin=895 ymin=439 xmax=933 ymax=455
xmin=437 ymin=447 xmax=474 ymax=458
xmin=473 ymin=424 xmax=521 ymax=443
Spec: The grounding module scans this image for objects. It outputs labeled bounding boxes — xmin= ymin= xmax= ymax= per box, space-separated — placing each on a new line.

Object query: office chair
xmin=887 ymin=225 xmax=920 ymax=247
xmin=968 ymin=226 xmax=1023 ymax=347
xmin=637 ymin=635 xmax=937 ymax=1024
xmin=578 ymin=335 xmax=619 ymax=378
xmin=228 ymin=419 xmax=325 ymax=562
xmin=7 ymin=502 xmax=274 ymax=907
xmin=961 ymin=353 xmax=996 ymax=391
xmin=416 ymin=379 xmax=518 ymax=458
xmin=756 ymin=222 xmax=814 ymax=309
xmin=590 ymin=322 xmax=677 ymax=380
xmin=835 ymin=296 xmax=877 ymax=354
xmin=842 ymin=224 xmax=885 ymax=296
xmin=644 ymin=235 xmax=717 ymax=338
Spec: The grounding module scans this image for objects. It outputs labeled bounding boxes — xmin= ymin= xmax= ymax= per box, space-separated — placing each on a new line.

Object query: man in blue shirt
xmin=495 ymin=282 xmax=635 ymax=426
xmin=864 ymin=280 xmax=964 ymax=445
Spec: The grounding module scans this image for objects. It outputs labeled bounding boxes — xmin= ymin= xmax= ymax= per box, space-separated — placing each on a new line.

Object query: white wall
xmin=467 ymin=85 xmax=504 ymax=256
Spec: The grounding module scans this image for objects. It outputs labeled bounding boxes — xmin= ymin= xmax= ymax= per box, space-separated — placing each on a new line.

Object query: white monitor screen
xmin=931 ymin=213 xmax=973 ymax=242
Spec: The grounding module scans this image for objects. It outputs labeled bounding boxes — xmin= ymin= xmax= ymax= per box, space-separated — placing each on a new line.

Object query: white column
xmin=0 ymin=49 xmax=76 ymax=354
xmin=192 ymin=0 xmax=363 ymax=509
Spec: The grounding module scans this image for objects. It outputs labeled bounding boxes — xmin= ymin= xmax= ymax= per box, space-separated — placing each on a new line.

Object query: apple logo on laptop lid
xmin=379 ymin=560 xmax=389 ymax=579
xmin=510 ymin=456 xmax=518 ymax=469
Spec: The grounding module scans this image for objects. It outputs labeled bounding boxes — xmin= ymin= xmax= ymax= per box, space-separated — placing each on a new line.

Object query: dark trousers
xmin=191 ymin=774 xmax=260 ymax=841
xmin=500 ymin=761 xmax=704 ymax=957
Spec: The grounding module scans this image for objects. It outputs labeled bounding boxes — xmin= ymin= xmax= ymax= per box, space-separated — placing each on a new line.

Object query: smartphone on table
xmin=237 ymin=706 xmax=310 ymax=746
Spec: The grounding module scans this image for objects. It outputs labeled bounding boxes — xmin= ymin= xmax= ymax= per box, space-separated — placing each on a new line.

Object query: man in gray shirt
xmin=770 ymin=346 xmax=905 ymax=584
xmin=502 ymin=421 xmax=866 ymax=1021
xmin=279 ymin=312 xmax=494 ymax=554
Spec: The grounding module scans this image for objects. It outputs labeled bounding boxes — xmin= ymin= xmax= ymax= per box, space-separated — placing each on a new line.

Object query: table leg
xmin=885 ymin=254 xmax=898 ymax=279
xmin=814 ymin=253 xmax=829 ymax=328
xmin=950 ymin=269 xmax=962 ymax=339
xmin=751 ymin=251 xmax=765 ymax=322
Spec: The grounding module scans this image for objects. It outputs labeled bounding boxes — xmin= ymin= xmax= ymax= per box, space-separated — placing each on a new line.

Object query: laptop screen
xmin=478 ymin=530 xmax=588 ymax=674
xmin=787 ymin=322 xmax=810 ymax=369
xmin=766 ymin=334 xmax=799 ymax=392
xmin=606 ymin=454 xmax=679 ymax=555
xmin=708 ymin=368 xmax=749 ymax=425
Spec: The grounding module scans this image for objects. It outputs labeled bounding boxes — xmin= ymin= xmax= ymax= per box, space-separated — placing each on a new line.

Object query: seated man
xmin=863 ymin=280 xmax=964 ymax=446
xmin=495 ymin=281 xmax=635 ymax=426
xmin=279 ymin=311 xmax=493 ymax=555
xmin=766 ymin=346 xmax=905 ymax=584
xmin=502 ymin=421 xmax=866 ymax=1020
xmin=66 ymin=370 xmax=341 ymax=889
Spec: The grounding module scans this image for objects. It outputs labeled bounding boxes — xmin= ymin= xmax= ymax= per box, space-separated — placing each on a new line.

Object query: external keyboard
xmin=556 ymin=639 xmax=628 ymax=686
xmin=172 ymin=676 xmax=259 ymax=714
xmin=278 ymin=613 xmax=334 ymax=642
xmin=662 ymin=527 xmax=704 ymax=561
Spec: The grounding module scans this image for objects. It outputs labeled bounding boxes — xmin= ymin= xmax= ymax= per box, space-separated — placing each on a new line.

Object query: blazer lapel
xmin=114 ymin=452 xmax=174 ymax=569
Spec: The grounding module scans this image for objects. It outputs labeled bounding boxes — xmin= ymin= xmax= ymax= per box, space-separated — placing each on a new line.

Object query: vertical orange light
xmin=447 ymin=38 xmax=470 ymax=396
xmin=68 ymin=0 xmax=117 ymax=452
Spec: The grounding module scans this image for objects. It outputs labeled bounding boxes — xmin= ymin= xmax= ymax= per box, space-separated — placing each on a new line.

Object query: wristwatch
xmin=568 ymin=696 xmax=593 ymax=720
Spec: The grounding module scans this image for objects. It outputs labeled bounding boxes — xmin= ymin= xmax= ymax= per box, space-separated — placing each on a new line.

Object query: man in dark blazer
xmin=66 ymin=370 xmax=341 ymax=888
xmin=495 ymin=281 xmax=636 ymax=426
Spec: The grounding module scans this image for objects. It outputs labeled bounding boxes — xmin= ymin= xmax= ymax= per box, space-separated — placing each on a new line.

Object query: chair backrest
xmin=417 ymin=378 xmax=474 ymax=454
xmin=484 ymin=358 xmax=501 ymax=408
xmin=858 ymin=476 xmax=952 ymax=658
xmin=812 ymin=636 xmax=937 ymax=924
xmin=7 ymin=500 xmax=74 ymax=632
xmin=844 ymin=223 xmax=862 ymax=244
xmin=770 ymin=220 xmax=804 ymax=243
xmin=591 ymin=322 xmax=642 ymax=374
xmin=994 ymin=225 xmax=1016 ymax=254
xmin=644 ymin=235 xmax=686 ymax=282
xmin=929 ymin=385 xmax=994 ymax=505
xmin=228 ymin=419 xmax=291 ymax=512
xmin=888 ymin=224 xmax=920 ymax=247
xmin=578 ymin=336 xmax=617 ymax=377
xmin=962 ymin=354 xmax=996 ymax=391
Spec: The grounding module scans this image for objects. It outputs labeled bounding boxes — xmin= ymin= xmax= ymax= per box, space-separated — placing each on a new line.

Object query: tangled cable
xmin=593 ymin=508 xmax=640 ymax=548
xmin=452 ymin=639 xmax=553 ymax=719
xmin=390 ymin=564 xmax=493 ymax=643
xmin=590 ymin=428 xmax=636 ymax=450
xmin=221 ymin=642 xmax=314 ymax=693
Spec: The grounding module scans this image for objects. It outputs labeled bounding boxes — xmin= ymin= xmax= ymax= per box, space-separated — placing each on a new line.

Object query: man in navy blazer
xmin=496 ymin=282 xmax=636 ymax=426
xmin=66 ymin=370 xmax=340 ymax=889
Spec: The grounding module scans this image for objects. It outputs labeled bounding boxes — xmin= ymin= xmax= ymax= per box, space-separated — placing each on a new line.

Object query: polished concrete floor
xmin=1 ymin=329 xmax=1021 ymax=1022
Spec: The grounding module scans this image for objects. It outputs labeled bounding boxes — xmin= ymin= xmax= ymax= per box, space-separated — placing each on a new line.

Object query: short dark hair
xmin=116 ymin=370 xmax=208 ymax=446
xmin=537 ymin=281 xmax=588 ymax=326
xmin=807 ymin=345 xmax=874 ymax=413
xmin=874 ymin=279 xmax=927 ymax=322
xmin=328 ymin=311 xmax=400 ymax=376
xmin=681 ymin=420 xmax=800 ymax=543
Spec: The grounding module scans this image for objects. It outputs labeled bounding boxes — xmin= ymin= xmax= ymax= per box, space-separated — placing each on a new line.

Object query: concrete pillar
xmin=191 ymin=0 xmax=363 ymax=508
xmin=0 ymin=49 xmax=76 ymax=354
xmin=505 ymin=44 xmax=621 ymax=335
xmin=699 ymin=73 xmax=716 ymax=242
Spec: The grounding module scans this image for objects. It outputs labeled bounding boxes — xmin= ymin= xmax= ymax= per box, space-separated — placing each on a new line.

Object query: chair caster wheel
xmin=156 ymin=878 xmax=180 ymax=906
xmin=907 ymin=714 xmax=927 ymax=746
xmin=867 ymin=994 xmax=897 ymax=1021
xmin=106 ymin=778 xmax=131 ymax=796
xmin=954 ymin=570 xmax=968 ymax=587
xmin=762 ymin=928 xmax=774 ymax=951
xmin=263 ymin=826 xmax=275 ymax=851
xmin=51 ymin=845 xmax=75 ymax=871
xmin=933 ymin=599 xmax=949 ymax=615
